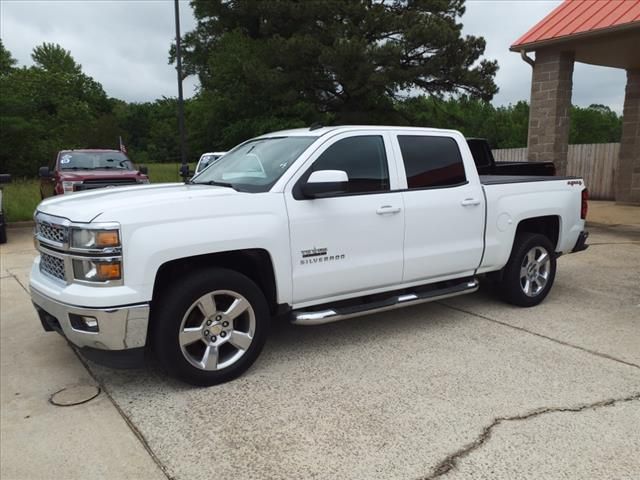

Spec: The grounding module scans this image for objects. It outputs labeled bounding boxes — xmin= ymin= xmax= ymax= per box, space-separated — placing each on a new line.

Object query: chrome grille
xmin=37 ymin=221 xmax=67 ymax=244
xmin=40 ymin=252 xmax=66 ymax=281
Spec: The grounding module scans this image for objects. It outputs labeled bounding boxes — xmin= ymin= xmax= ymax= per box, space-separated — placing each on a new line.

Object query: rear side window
xmin=467 ymin=139 xmax=490 ymax=167
xmin=311 ymin=135 xmax=389 ymax=194
xmin=398 ymin=136 xmax=466 ymax=189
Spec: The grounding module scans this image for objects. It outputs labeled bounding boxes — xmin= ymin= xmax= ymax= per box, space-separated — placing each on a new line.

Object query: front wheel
xmin=498 ymin=233 xmax=557 ymax=307
xmin=152 ymin=268 xmax=269 ymax=386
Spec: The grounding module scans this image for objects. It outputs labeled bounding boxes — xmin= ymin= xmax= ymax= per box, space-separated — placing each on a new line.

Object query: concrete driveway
xmin=1 ymin=224 xmax=639 ymax=480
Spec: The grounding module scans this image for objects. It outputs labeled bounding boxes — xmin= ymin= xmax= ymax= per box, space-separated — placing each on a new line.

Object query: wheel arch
xmin=151 ymin=248 xmax=279 ymax=315
xmin=515 ymin=215 xmax=560 ymax=251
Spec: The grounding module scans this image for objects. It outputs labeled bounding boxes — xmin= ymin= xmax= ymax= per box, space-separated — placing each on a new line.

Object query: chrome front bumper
xmin=31 ymin=288 xmax=149 ymax=351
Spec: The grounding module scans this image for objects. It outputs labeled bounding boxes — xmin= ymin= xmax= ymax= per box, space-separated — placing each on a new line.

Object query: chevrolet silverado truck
xmin=39 ymin=149 xmax=149 ymax=198
xmin=466 ymin=138 xmax=556 ymax=176
xmin=29 ymin=126 xmax=589 ymax=386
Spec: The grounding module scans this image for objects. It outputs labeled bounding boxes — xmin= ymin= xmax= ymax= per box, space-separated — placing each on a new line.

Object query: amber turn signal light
xmin=95 ymin=230 xmax=120 ymax=248
xmin=96 ymin=262 xmax=121 ymax=280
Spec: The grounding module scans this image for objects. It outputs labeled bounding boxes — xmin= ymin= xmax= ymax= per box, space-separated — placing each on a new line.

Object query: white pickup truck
xmin=30 ymin=126 xmax=589 ymax=385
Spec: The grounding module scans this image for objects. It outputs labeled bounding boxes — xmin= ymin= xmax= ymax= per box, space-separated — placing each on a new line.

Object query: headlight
xmin=70 ymin=228 xmax=120 ymax=250
xmin=72 ymin=258 xmax=122 ymax=282
xmin=62 ymin=181 xmax=82 ymax=194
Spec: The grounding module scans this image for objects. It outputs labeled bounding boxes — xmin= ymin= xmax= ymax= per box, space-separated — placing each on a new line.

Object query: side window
xmin=310 ymin=135 xmax=390 ymax=194
xmin=398 ymin=136 xmax=467 ymax=189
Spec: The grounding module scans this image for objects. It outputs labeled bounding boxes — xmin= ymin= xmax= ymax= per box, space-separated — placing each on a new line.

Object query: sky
xmin=0 ymin=0 xmax=628 ymax=112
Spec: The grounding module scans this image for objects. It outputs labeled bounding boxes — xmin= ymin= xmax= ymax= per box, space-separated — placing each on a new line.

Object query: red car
xmin=39 ymin=149 xmax=149 ymax=197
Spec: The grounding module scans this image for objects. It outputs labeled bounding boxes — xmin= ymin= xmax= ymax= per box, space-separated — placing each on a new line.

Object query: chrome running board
xmin=292 ymin=279 xmax=479 ymax=326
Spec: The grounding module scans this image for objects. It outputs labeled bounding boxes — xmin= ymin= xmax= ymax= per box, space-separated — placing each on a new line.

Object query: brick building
xmin=511 ymin=0 xmax=640 ymax=204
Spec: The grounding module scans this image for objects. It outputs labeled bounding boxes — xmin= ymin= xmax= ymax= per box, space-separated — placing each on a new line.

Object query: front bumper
xmin=572 ymin=230 xmax=589 ymax=253
xmin=31 ymin=287 xmax=149 ymax=351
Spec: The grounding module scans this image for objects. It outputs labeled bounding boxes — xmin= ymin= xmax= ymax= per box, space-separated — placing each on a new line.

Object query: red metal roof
xmin=511 ymin=0 xmax=640 ymax=50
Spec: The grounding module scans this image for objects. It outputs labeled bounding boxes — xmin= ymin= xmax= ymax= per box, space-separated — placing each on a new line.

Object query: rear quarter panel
xmin=479 ymin=178 xmax=585 ymax=273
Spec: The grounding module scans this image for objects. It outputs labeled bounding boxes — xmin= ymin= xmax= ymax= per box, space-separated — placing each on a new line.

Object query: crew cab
xmin=39 ymin=149 xmax=149 ymax=198
xmin=467 ymin=138 xmax=556 ymax=176
xmin=29 ymin=126 xmax=589 ymax=386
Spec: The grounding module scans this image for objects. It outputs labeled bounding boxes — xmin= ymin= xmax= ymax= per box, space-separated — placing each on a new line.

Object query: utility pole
xmin=174 ymin=0 xmax=188 ymax=180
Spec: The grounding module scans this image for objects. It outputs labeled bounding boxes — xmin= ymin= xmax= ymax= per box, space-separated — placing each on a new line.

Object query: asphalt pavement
xmin=1 ymin=223 xmax=638 ymax=480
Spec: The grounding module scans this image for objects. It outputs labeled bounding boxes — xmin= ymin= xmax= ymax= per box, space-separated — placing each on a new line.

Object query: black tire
xmin=498 ymin=233 xmax=557 ymax=307
xmin=152 ymin=268 xmax=270 ymax=386
xmin=0 ymin=222 xmax=6 ymax=244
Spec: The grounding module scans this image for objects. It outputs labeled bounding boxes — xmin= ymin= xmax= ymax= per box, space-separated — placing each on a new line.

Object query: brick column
xmin=527 ymin=49 xmax=574 ymax=175
xmin=615 ymin=69 xmax=640 ymax=205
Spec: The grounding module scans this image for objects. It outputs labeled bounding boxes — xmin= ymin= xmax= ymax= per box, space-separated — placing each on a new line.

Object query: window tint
xmin=311 ymin=136 xmax=389 ymax=194
xmin=466 ymin=139 xmax=490 ymax=167
xmin=398 ymin=136 xmax=466 ymax=189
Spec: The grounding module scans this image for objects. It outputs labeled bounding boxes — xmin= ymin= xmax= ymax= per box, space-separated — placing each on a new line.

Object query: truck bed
xmin=480 ymin=175 xmax=579 ymax=185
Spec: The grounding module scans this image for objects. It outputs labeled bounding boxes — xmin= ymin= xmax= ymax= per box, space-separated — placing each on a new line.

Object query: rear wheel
xmin=153 ymin=268 xmax=269 ymax=386
xmin=498 ymin=233 xmax=556 ymax=307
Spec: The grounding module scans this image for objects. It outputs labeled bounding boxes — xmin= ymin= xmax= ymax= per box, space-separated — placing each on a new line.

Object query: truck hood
xmin=59 ymin=169 xmax=146 ymax=181
xmin=37 ymin=183 xmax=238 ymax=223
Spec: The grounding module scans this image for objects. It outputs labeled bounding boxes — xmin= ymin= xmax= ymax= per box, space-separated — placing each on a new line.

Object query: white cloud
xmin=1 ymin=0 xmax=198 ymax=102
xmin=0 ymin=0 xmax=628 ymax=112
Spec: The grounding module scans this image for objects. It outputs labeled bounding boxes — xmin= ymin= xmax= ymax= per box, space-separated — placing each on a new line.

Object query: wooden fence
xmin=492 ymin=143 xmax=619 ymax=200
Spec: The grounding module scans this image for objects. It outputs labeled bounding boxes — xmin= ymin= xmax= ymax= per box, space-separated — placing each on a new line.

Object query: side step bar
xmin=292 ymin=279 xmax=479 ymax=326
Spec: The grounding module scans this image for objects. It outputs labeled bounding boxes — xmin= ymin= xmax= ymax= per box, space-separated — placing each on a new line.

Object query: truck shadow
xmin=86 ymin=285 xmax=500 ymax=390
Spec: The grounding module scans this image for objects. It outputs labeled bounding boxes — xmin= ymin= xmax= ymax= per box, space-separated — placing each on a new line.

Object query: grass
xmin=1 ymin=163 xmax=194 ymax=222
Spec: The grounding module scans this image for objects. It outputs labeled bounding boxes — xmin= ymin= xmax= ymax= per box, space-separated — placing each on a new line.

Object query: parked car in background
xmin=0 ymin=174 xmax=11 ymax=244
xmin=466 ymin=138 xmax=556 ymax=176
xmin=29 ymin=126 xmax=589 ymax=386
xmin=39 ymin=149 xmax=149 ymax=198
xmin=195 ymin=152 xmax=227 ymax=174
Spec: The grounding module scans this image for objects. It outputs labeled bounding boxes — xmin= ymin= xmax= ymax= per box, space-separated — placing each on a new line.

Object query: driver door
xmin=285 ymin=132 xmax=405 ymax=306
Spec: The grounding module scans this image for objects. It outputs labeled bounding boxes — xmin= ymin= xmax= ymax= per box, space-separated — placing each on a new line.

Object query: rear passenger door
xmin=392 ymin=133 xmax=485 ymax=283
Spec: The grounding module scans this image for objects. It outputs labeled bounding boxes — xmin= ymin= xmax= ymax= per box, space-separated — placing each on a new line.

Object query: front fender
xmin=119 ymin=194 xmax=292 ymax=304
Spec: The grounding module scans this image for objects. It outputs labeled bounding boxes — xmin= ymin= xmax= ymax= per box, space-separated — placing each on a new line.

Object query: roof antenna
xmin=309 ymin=122 xmax=323 ymax=131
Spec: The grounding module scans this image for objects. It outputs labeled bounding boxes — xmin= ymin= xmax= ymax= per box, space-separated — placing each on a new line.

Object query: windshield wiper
xmin=190 ymin=180 xmax=238 ymax=191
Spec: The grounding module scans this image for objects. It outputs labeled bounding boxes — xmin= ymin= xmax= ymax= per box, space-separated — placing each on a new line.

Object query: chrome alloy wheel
xmin=178 ymin=290 xmax=256 ymax=371
xmin=519 ymin=246 xmax=551 ymax=297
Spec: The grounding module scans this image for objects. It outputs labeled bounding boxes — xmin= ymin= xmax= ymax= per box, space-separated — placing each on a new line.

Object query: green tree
xmin=570 ymin=104 xmax=622 ymax=144
xmin=0 ymin=40 xmax=17 ymax=76
xmin=175 ymin=0 xmax=498 ymax=143
xmin=0 ymin=44 xmax=116 ymax=176
xmin=31 ymin=42 xmax=82 ymax=74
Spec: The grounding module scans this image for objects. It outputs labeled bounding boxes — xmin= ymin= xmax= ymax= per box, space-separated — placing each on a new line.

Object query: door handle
xmin=461 ymin=198 xmax=481 ymax=207
xmin=376 ymin=205 xmax=401 ymax=215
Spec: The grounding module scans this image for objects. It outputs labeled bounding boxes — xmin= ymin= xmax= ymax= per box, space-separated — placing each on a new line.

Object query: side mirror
xmin=301 ymin=170 xmax=349 ymax=198
xmin=139 ymin=165 xmax=148 ymax=175
xmin=39 ymin=166 xmax=51 ymax=178
xmin=0 ymin=174 xmax=11 ymax=184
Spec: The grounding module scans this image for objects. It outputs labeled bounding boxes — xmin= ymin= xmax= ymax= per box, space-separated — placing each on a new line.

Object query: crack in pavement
xmin=3 ymin=268 xmax=173 ymax=479
xmin=6 ymin=270 xmax=29 ymax=295
xmin=70 ymin=348 xmax=176 ymax=480
xmin=439 ymin=303 xmax=640 ymax=370
xmin=421 ymin=393 xmax=640 ymax=480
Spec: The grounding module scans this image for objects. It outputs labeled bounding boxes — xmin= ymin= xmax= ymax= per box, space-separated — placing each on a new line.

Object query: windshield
xmin=58 ymin=151 xmax=133 ymax=171
xmin=191 ymin=136 xmax=316 ymax=192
